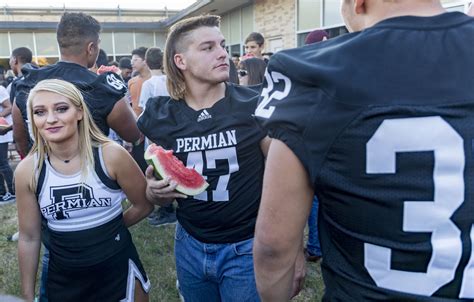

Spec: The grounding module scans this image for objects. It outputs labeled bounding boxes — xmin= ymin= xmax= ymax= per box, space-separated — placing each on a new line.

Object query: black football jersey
xmin=138 ymin=83 xmax=266 ymax=243
xmin=14 ymin=61 xmax=127 ymax=136
xmin=255 ymin=12 xmax=474 ymax=301
xmin=9 ymin=64 xmax=37 ymax=104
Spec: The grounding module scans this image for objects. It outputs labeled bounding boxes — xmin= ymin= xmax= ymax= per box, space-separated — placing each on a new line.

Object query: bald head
xmin=468 ymin=2 xmax=474 ymax=17
xmin=341 ymin=0 xmax=445 ymax=32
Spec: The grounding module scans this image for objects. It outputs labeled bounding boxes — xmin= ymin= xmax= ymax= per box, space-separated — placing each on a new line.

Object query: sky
xmin=0 ymin=0 xmax=197 ymax=10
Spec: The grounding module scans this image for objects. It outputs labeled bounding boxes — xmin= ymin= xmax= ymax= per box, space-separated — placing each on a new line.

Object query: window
xmin=298 ymin=0 xmax=322 ymax=31
xmin=323 ymin=0 xmax=343 ymax=27
xmin=114 ymin=32 xmax=134 ymax=55
xmin=241 ymin=5 xmax=254 ymax=41
xmin=0 ymin=33 xmax=9 ymax=57
xmin=220 ymin=5 xmax=254 ymax=53
xmin=135 ymin=32 xmax=154 ymax=49
xmin=35 ymin=32 xmax=58 ymax=56
xmin=100 ymin=32 xmax=114 ymax=56
xmin=155 ymin=33 xmax=167 ymax=49
xmin=229 ymin=10 xmax=241 ymax=45
xmin=10 ymin=33 xmax=34 ymax=52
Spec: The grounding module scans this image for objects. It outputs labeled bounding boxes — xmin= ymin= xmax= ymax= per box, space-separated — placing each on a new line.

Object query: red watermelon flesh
xmin=0 ymin=117 xmax=10 ymax=127
xmin=97 ymin=65 xmax=121 ymax=75
xmin=144 ymin=144 xmax=208 ymax=196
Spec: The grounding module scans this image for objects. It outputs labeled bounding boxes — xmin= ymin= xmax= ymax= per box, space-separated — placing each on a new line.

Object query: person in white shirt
xmin=138 ymin=47 xmax=176 ymax=228
xmin=0 ymin=85 xmax=14 ymax=203
xmin=138 ymin=47 xmax=169 ymax=112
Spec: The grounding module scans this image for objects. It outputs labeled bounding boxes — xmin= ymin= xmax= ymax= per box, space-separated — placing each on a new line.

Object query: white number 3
xmin=365 ymin=116 xmax=473 ymax=298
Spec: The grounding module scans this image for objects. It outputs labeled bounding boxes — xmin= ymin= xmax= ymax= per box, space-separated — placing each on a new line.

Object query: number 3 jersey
xmin=255 ymin=12 xmax=474 ymax=301
xmin=138 ymin=83 xmax=266 ymax=243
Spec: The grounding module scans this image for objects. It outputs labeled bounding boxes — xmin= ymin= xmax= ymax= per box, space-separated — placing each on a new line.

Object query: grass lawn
xmin=0 ymin=202 xmax=324 ymax=301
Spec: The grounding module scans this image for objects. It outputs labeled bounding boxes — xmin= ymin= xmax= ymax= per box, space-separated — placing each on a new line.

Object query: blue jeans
xmin=39 ymin=247 xmax=49 ymax=302
xmin=174 ymin=223 xmax=259 ymax=302
xmin=307 ymin=196 xmax=322 ymax=256
xmin=0 ymin=143 xmax=14 ymax=194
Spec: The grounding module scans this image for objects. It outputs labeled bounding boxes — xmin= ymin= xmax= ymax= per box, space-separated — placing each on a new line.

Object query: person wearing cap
xmin=304 ymin=29 xmax=329 ymax=45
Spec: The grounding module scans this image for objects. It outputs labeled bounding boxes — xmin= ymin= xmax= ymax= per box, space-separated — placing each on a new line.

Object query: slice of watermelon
xmin=97 ymin=65 xmax=121 ymax=75
xmin=0 ymin=117 xmax=11 ymax=129
xmin=144 ymin=144 xmax=209 ymax=196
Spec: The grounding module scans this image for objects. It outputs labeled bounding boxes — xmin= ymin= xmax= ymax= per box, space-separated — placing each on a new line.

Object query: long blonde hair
xmin=26 ymin=79 xmax=111 ymax=190
xmin=164 ymin=15 xmax=221 ymax=100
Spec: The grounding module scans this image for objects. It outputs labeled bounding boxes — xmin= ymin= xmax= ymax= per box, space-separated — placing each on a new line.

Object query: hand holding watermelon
xmin=144 ymin=144 xmax=208 ymax=203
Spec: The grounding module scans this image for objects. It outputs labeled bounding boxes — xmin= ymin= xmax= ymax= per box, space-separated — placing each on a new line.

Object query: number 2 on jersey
xmin=255 ymin=70 xmax=291 ymax=119
xmin=365 ymin=116 xmax=473 ymax=298
xmin=186 ymin=147 xmax=239 ymax=202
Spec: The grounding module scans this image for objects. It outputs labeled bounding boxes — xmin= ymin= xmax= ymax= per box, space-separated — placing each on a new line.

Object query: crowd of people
xmin=0 ymin=0 xmax=473 ymax=301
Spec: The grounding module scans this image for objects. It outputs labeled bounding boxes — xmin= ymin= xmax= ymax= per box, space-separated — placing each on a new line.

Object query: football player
xmin=138 ymin=15 xmax=270 ymax=301
xmin=254 ymin=0 xmax=474 ymax=301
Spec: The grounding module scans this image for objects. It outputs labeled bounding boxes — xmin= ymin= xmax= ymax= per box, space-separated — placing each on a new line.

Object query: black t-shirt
xmin=15 ymin=61 xmax=126 ymax=136
xmin=138 ymin=83 xmax=266 ymax=243
xmin=256 ymin=12 xmax=474 ymax=301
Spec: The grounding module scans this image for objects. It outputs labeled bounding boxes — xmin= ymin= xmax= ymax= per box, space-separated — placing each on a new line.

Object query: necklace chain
xmin=52 ymin=152 xmax=78 ymax=164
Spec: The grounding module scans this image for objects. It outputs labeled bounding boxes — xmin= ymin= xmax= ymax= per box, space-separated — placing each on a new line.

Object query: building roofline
xmin=162 ymin=0 xmax=213 ymax=27
xmin=0 ymin=21 xmax=167 ymax=31
xmin=0 ymin=5 xmax=180 ymax=16
xmin=161 ymin=0 xmax=254 ymax=28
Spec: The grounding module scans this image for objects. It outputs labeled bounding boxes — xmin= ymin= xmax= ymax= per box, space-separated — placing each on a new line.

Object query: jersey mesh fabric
xmin=256 ymin=12 xmax=474 ymax=301
xmin=138 ymin=83 xmax=266 ymax=243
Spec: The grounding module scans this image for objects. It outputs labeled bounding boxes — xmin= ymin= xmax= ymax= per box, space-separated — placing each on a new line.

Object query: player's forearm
xmin=254 ymin=239 xmax=295 ymax=301
xmin=18 ymin=238 xmax=40 ymax=301
xmin=123 ymin=201 xmax=154 ymax=227
xmin=13 ymin=129 xmax=30 ymax=157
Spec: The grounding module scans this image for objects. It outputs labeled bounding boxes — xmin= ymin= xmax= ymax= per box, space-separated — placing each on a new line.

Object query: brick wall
xmin=253 ymin=0 xmax=296 ymax=51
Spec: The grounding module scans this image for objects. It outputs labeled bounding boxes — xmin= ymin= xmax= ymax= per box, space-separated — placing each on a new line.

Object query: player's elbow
xmin=253 ymin=230 xmax=291 ymax=270
xmin=253 ymin=233 xmax=294 ymax=301
xmin=116 ymin=125 xmax=141 ymax=143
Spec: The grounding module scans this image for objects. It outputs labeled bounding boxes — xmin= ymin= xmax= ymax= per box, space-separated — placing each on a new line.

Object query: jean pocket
xmin=174 ymin=223 xmax=188 ymax=241
xmin=233 ymin=237 xmax=254 ymax=256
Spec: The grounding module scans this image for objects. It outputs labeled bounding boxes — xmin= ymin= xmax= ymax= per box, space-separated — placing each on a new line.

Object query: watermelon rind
xmin=144 ymin=145 xmax=208 ymax=196
xmin=0 ymin=117 xmax=11 ymax=130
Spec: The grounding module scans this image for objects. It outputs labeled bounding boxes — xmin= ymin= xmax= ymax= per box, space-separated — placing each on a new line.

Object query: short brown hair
xmin=164 ymin=15 xmax=221 ymax=100
xmin=244 ymin=32 xmax=265 ymax=46
xmin=145 ymin=47 xmax=164 ymax=70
